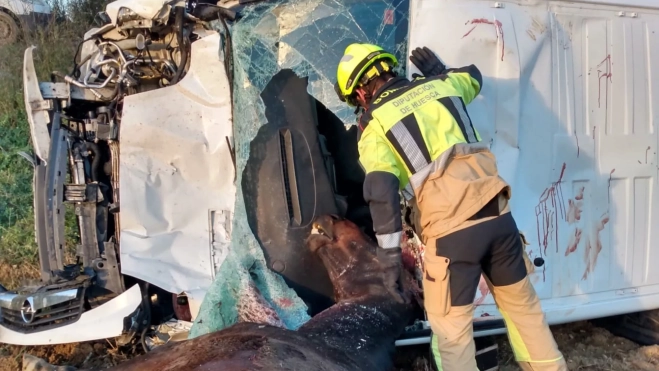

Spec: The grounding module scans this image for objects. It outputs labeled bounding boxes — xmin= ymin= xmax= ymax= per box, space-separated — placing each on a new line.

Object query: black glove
xmin=377 ymin=247 xmax=410 ymax=304
xmin=409 ymin=46 xmax=446 ymax=78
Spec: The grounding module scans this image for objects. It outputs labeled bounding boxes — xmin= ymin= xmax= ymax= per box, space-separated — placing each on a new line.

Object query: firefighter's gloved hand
xmin=377 ymin=247 xmax=410 ymax=305
xmin=410 ymin=46 xmax=446 ymax=77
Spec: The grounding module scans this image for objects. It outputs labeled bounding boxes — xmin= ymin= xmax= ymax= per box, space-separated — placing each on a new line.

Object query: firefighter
xmin=334 ymin=43 xmax=568 ymax=371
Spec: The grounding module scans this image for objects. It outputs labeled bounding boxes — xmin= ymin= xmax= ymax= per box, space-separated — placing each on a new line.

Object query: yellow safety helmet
xmin=335 ymin=43 xmax=398 ymax=107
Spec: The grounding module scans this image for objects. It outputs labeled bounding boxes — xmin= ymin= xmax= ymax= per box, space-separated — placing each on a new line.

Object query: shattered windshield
xmin=236 ymin=0 xmax=410 ymax=122
xmin=190 ymin=0 xmax=410 ymax=337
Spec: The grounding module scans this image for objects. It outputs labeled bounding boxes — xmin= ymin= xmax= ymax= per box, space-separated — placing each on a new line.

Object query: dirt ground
xmin=1 ymin=320 xmax=658 ymax=371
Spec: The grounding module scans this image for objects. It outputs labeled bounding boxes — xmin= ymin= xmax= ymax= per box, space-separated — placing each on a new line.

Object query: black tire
xmin=593 ymin=309 xmax=659 ymax=345
xmin=0 ymin=12 xmax=19 ymax=46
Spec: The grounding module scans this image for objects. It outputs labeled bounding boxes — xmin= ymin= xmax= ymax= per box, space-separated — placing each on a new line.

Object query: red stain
xmin=582 ymin=213 xmax=610 ymax=280
xmin=277 ymin=298 xmax=293 ymax=308
xmin=474 ymin=275 xmax=490 ymax=305
xmin=481 ymin=313 xmax=491 ymax=317
xmin=566 ymin=186 xmax=584 ymax=225
xmin=401 ymin=249 xmax=416 ymax=272
xmin=462 ymin=26 xmax=478 ymax=38
xmin=383 ymin=9 xmax=394 ymax=25
xmin=597 ymin=55 xmax=612 ymax=108
xmin=535 ymin=163 xmax=567 ymax=256
xmin=462 ymin=18 xmax=505 ymax=61
xmin=566 ymin=199 xmax=583 ymax=224
xmin=565 ymin=228 xmax=582 ymax=256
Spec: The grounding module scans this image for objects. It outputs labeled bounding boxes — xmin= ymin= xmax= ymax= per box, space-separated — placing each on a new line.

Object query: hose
xmin=170 ymin=7 xmax=189 ymax=85
xmin=85 ymin=142 xmax=102 ymax=182
xmin=140 ymin=282 xmax=152 ymax=353
xmin=219 ymin=11 xmax=233 ymax=103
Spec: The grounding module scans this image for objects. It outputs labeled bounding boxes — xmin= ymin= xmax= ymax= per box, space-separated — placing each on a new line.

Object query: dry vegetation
xmin=0 ymin=1 xmax=659 ymax=371
xmin=0 ymin=0 xmax=109 ymax=289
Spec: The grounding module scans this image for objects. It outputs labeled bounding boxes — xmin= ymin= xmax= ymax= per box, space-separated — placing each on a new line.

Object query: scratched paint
xmin=597 ymin=55 xmax=612 ymax=108
xmin=527 ymin=30 xmax=536 ymax=41
xmin=581 ymin=213 xmax=610 ymax=280
xmin=607 ymin=169 xmax=615 ymax=205
xmin=535 ymin=163 xmax=567 ymax=258
xmin=462 ymin=18 xmax=505 ymax=61
xmin=526 ymin=18 xmax=547 ymax=42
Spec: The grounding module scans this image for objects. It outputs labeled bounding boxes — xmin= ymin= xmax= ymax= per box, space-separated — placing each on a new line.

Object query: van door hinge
xmin=617 ymin=11 xmax=638 ymax=18
xmin=616 ymin=288 xmax=639 ymax=295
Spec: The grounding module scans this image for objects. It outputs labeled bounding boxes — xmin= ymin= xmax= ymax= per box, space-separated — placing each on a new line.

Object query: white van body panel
xmin=0 ymin=0 xmax=50 ymax=16
xmin=0 ymin=285 xmax=142 ymax=346
xmin=409 ymin=0 xmax=659 ymax=328
xmin=118 ymin=32 xmax=235 ymax=321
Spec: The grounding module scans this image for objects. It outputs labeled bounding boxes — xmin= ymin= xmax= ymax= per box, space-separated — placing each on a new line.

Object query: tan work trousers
xmin=411 ymin=195 xmax=568 ymax=371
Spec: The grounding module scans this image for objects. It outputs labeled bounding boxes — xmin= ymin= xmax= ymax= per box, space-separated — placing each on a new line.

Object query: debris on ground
xmin=3 ymin=321 xmax=659 ymax=371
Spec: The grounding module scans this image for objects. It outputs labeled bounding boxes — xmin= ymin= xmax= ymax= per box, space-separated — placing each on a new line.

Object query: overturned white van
xmin=2 ymin=0 xmax=658 ymax=351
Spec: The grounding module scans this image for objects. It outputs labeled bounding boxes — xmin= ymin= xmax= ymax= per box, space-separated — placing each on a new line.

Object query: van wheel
xmin=0 ymin=12 xmax=19 ymax=46
xmin=593 ymin=309 xmax=659 ymax=345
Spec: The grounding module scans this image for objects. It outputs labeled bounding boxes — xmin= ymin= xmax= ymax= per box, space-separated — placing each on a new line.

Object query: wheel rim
xmin=0 ymin=17 xmax=13 ymax=40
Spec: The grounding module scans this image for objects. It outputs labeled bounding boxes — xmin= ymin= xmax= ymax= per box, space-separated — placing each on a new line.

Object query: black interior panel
xmin=242 ymin=69 xmax=339 ymax=315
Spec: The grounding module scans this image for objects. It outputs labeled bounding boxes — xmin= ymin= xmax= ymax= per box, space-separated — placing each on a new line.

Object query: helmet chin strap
xmin=355 ymin=88 xmax=369 ymax=108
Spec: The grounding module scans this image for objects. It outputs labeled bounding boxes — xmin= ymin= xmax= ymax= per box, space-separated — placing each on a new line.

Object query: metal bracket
xmin=39 ymin=82 xmax=70 ymax=100
xmin=616 ymin=288 xmax=639 ymax=295
xmin=617 ymin=11 xmax=639 ymax=18
xmin=29 ymin=100 xmax=53 ymax=111
xmin=63 ymin=183 xmax=103 ymax=203
xmin=92 ymin=242 xmax=125 ymax=294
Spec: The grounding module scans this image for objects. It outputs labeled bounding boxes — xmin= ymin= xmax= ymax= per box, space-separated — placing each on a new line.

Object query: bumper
xmin=17 ymin=12 xmax=53 ymax=29
xmin=0 ymin=284 xmax=142 ymax=346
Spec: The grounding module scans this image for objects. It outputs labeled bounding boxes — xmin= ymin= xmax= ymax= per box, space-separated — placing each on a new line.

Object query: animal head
xmin=306 ymin=214 xmax=416 ymax=304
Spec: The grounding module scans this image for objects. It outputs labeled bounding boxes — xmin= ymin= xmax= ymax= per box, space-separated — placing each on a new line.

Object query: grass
xmin=0 ymin=0 xmax=110 ymax=289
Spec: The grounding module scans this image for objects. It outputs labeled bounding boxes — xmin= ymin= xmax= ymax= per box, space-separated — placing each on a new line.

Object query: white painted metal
xmin=0 ymin=284 xmax=142 ymax=345
xmin=22 ymin=46 xmax=51 ymax=163
xmin=118 ymin=31 xmax=235 ymax=321
xmin=105 ymin=0 xmax=181 ymax=26
xmin=409 ymin=0 xmax=659 ymax=333
xmin=0 ymin=0 xmax=51 ymax=16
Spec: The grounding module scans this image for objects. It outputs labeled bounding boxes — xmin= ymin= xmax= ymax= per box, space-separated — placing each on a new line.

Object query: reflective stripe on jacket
xmin=358 ymin=65 xmax=510 ymax=247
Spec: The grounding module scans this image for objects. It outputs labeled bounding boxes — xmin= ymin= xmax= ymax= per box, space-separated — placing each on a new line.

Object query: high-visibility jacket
xmin=358 ymin=65 xmax=510 ymax=248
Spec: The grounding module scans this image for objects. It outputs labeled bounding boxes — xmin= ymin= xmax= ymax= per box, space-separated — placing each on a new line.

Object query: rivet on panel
xmin=272 ymin=260 xmax=285 ymax=273
xmin=493 ymin=2 xmax=504 ymax=8
xmin=617 ymin=11 xmax=625 ymax=17
xmin=630 ymin=12 xmax=638 ymax=18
